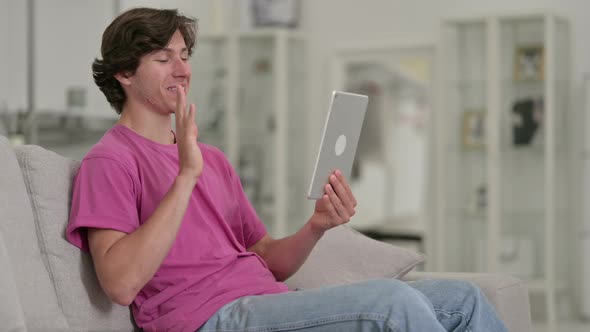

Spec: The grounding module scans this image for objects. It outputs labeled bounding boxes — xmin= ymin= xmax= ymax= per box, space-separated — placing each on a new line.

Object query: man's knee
xmin=353 ymin=279 xmax=432 ymax=310
xmin=438 ymin=280 xmax=482 ymax=302
xmin=411 ymin=279 xmax=484 ymax=308
xmin=354 ymin=279 xmax=417 ymax=297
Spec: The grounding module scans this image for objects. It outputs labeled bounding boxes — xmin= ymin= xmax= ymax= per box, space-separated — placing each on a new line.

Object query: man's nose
xmin=172 ymin=57 xmax=190 ymax=77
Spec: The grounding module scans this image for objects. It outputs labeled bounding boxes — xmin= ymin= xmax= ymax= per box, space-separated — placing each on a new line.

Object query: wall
xmin=0 ymin=0 xmax=216 ymax=116
xmin=35 ymin=0 xmax=113 ymax=116
xmin=0 ymin=0 xmax=28 ymax=111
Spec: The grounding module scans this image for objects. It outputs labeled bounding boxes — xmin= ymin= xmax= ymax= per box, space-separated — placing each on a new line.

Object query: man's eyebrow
xmin=157 ymin=47 xmax=189 ymax=54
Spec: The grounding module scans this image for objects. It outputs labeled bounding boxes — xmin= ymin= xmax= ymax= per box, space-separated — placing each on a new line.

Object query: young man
xmin=66 ymin=7 xmax=508 ymax=332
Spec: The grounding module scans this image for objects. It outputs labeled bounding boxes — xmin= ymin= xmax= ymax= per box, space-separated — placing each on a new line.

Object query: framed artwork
xmin=514 ymin=45 xmax=544 ymax=81
xmin=462 ymin=111 xmax=485 ymax=149
xmin=249 ymin=0 xmax=301 ymax=28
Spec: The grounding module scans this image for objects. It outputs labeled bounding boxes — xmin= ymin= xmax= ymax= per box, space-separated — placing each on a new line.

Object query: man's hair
xmin=92 ymin=7 xmax=197 ymax=114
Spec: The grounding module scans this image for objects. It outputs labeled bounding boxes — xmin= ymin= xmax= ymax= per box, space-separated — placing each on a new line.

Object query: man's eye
xmin=156 ymin=59 xmax=169 ymax=63
xmin=181 ymin=58 xmax=189 ymax=62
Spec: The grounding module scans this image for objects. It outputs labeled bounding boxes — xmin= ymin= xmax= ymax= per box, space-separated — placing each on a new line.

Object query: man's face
xmin=128 ymin=30 xmax=191 ymax=114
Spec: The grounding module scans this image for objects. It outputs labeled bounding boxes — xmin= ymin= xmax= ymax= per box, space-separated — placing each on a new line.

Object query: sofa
xmin=0 ymin=134 xmax=532 ymax=332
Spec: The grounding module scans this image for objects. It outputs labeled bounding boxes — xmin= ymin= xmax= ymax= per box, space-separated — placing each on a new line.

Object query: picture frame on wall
xmin=249 ymin=0 xmax=301 ymax=28
xmin=514 ymin=45 xmax=544 ymax=81
xmin=462 ymin=110 xmax=485 ymax=149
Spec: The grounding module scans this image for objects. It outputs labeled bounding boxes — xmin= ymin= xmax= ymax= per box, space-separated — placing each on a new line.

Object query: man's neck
xmin=117 ymin=104 xmax=174 ymax=145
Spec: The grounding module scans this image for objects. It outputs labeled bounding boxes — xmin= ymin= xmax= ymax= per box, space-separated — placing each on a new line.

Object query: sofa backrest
xmin=0 ymin=136 xmax=69 ymax=332
xmin=12 ymin=142 xmax=136 ymax=332
xmin=0 ymin=230 xmax=28 ymax=332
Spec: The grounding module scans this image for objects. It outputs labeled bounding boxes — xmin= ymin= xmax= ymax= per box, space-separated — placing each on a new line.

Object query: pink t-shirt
xmin=66 ymin=125 xmax=289 ymax=332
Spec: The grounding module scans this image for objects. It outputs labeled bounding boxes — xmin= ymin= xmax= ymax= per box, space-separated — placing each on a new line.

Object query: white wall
xmin=0 ymin=0 xmax=28 ymax=111
xmin=0 ymin=0 xmax=218 ymax=116
xmin=35 ymin=0 xmax=113 ymax=115
xmin=0 ymin=0 xmax=8 ymax=110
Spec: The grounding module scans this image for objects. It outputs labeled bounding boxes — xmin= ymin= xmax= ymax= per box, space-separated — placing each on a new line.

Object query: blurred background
xmin=1 ymin=0 xmax=590 ymax=330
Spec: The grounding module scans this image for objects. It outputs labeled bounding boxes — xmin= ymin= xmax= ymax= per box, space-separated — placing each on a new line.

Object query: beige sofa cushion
xmin=403 ymin=271 xmax=532 ymax=332
xmin=0 ymin=136 xmax=68 ymax=332
xmin=0 ymin=231 xmax=28 ymax=332
xmin=285 ymin=225 xmax=424 ymax=290
xmin=14 ymin=144 xmax=135 ymax=331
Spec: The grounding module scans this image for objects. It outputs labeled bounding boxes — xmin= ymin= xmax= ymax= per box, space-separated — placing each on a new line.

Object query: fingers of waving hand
xmin=175 ymin=84 xmax=186 ymax=121
xmin=175 ymin=85 xmax=202 ymax=181
xmin=175 ymin=85 xmax=198 ymax=137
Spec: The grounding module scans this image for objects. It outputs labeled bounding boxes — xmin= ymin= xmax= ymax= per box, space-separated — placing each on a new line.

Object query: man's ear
xmin=114 ymin=72 xmax=132 ymax=86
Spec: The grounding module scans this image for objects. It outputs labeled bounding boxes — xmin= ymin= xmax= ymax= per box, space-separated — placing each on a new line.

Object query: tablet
xmin=307 ymin=91 xmax=369 ymax=200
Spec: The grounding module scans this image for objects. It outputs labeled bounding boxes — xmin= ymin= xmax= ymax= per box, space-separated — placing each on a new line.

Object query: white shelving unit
xmin=434 ymin=13 xmax=571 ymax=331
xmin=329 ymin=41 xmax=436 ymax=270
xmin=191 ymin=29 xmax=306 ymax=238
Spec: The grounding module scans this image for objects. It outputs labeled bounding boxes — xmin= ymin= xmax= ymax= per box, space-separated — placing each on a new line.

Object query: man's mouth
xmin=167 ymin=85 xmax=186 ymax=92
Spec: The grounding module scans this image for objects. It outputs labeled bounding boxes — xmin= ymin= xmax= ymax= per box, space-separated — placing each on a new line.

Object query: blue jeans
xmin=197 ymin=278 xmax=508 ymax=331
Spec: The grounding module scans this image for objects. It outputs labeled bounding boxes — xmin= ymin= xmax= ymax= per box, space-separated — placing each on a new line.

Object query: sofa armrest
xmin=402 ymin=271 xmax=532 ymax=332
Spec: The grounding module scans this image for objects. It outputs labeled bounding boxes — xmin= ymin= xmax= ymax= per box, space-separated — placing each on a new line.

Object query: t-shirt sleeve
xmin=224 ymin=157 xmax=267 ymax=249
xmin=66 ymin=156 xmax=140 ymax=252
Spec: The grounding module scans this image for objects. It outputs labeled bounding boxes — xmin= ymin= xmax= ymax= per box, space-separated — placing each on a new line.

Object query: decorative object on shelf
xmin=514 ymin=45 xmax=544 ymax=81
xmin=0 ymin=103 xmax=26 ymax=145
xmin=511 ymin=97 xmax=543 ymax=146
xmin=461 ymin=110 xmax=485 ymax=149
xmin=249 ymin=0 xmax=301 ymax=28
xmin=254 ymin=58 xmax=272 ymax=73
xmin=475 ymin=183 xmax=487 ymax=211
xmin=66 ymin=87 xmax=87 ymax=109
xmin=63 ymin=86 xmax=88 ymax=132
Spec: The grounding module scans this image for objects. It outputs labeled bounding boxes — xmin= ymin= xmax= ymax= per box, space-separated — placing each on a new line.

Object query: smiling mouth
xmin=167 ymin=84 xmax=187 ymax=92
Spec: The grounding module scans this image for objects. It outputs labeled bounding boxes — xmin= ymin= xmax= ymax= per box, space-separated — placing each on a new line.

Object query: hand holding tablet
xmin=307 ymin=91 xmax=369 ymax=200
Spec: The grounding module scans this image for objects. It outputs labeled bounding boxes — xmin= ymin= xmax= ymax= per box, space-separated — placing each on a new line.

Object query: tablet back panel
xmin=307 ymin=91 xmax=368 ymax=199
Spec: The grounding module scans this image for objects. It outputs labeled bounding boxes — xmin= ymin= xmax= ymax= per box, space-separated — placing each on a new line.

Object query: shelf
xmin=446 ymin=79 xmax=568 ymax=87
xmin=199 ymin=29 xmax=306 ymax=40
xmin=447 ymin=208 xmax=546 ymax=218
xmin=237 ymin=28 xmax=306 ymax=39
xmin=527 ymin=280 xmax=567 ymax=293
xmin=437 ymin=15 xmax=571 ymax=327
xmin=353 ymin=217 xmax=426 ymax=239
xmin=503 ymin=79 xmax=544 ymax=86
